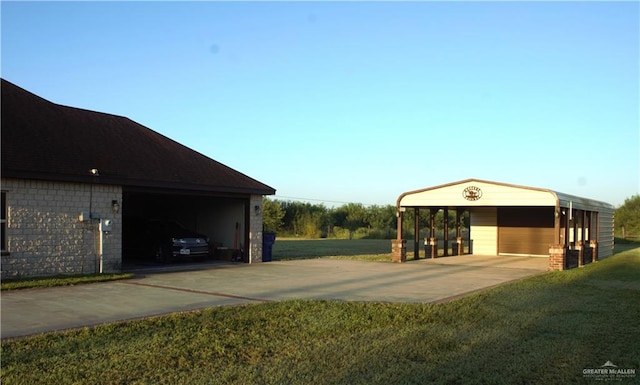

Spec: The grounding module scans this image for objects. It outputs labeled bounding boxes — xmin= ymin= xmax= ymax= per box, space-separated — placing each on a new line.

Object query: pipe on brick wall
xmin=99 ymin=224 xmax=104 ymax=274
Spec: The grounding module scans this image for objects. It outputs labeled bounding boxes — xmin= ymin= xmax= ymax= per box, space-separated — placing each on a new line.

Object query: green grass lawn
xmin=2 ymin=246 xmax=639 ymax=385
xmin=273 ymin=238 xmax=392 ymax=260
xmin=0 ymin=273 xmax=135 ymax=291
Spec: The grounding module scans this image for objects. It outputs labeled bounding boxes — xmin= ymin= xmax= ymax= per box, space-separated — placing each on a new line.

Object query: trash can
xmin=451 ymin=240 xmax=459 ymax=256
xmin=262 ymin=232 xmax=276 ymax=262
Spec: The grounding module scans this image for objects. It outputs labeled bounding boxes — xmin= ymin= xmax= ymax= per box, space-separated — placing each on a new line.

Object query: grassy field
xmin=273 ymin=238 xmax=392 ymax=261
xmin=272 ymin=238 xmax=439 ymax=261
xmin=2 ymin=246 xmax=639 ymax=384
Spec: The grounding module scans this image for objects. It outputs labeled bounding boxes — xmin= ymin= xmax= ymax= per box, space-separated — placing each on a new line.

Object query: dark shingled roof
xmin=1 ymin=79 xmax=275 ymax=195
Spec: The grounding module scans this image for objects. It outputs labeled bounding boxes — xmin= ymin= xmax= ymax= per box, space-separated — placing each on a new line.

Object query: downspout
xmin=99 ymin=226 xmax=105 ymax=274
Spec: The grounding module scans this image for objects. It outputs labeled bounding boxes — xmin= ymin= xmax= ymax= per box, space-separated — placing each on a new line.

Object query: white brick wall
xmin=1 ymin=178 xmax=122 ymax=278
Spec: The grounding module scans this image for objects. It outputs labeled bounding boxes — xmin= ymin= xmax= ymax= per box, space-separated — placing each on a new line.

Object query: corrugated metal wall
xmin=598 ymin=210 xmax=615 ymax=259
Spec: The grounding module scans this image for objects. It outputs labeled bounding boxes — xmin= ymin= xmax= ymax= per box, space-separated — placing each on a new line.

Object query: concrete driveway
xmin=1 ymin=256 xmax=547 ymax=339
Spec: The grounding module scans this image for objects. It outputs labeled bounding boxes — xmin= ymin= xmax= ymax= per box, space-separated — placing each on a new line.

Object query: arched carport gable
xmin=396 ymin=179 xmax=559 ymax=208
xmin=394 ymin=179 xmax=560 ymax=260
xmin=396 ymin=179 xmax=613 ymax=214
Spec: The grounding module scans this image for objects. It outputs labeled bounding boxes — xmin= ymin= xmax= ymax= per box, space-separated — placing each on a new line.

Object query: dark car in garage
xmin=124 ymin=218 xmax=211 ymax=262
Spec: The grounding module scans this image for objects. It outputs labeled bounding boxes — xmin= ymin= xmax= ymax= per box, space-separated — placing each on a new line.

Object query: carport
xmin=392 ymin=179 xmax=614 ymax=270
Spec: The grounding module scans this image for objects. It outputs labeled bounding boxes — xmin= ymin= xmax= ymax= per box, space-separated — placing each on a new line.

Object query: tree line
xmin=264 ymin=194 xmax=640 ymax=241
xmin=262 ymin=198 xmax=396 ymax=239
xmin=615 ymin=195 xmax=640 ymax=240
xmin=262 ymin=198 xmax=468 ymax=240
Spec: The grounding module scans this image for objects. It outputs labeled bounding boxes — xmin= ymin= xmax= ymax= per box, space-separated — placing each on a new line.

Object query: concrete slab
xmin=1 ymin=256 xmax=547 ymax=339
xmin=418 ymin=254 xmax=549 ymax=270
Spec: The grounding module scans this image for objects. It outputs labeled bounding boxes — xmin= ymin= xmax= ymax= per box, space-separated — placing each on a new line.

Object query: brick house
xmin=1 ymin=79 xmax=275 ymax=278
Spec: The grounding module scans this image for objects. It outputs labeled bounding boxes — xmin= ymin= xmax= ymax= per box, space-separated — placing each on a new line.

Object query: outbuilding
xmin=392 ymin=179 xmax=614 ymax=270
xmin=1 ymin=79 xmax=275 ymax=278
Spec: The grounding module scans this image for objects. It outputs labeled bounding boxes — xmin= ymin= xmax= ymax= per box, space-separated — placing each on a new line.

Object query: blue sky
xmin=2 ymin=1 xmax=638 ymax=207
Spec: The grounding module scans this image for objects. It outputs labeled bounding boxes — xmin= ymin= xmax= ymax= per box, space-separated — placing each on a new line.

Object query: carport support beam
xmin=455 ymin=209 xmax=463 ymax=256
xmin=430 ymin=208 xmax=437 ymax=258
xmin=392 ymin=208 xmax=406 ymax=263
xmin=443 ymin=208 xmax=449 ymax=257
xmin=414 ymin=208 xmax=420 ymax=260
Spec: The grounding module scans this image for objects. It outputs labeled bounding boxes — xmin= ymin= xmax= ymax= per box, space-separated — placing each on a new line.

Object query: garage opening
xmin=122 ymin=191 xmax=248 ymax=266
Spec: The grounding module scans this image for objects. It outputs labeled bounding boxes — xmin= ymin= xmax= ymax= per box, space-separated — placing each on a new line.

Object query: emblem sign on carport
xmin=462 ymin=186 xmax=482 ymax=201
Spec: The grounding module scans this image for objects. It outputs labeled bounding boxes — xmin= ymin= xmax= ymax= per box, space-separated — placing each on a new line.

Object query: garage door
xmin=498 ymin=207 xmax=554 ymax=256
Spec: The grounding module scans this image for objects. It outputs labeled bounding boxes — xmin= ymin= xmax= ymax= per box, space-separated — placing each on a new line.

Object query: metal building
xmin=392 ymin=179 xmax=614 ymax=270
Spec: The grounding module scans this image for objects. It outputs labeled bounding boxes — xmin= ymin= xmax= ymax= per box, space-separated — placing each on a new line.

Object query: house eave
xmin=1 ymin=171 xmax=276 ymax=196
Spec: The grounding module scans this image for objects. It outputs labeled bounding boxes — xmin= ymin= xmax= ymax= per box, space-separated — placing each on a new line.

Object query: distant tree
xmin=293 ymin=211 xmax=326 ymax=238
xmin=342 ymin=203 xmax=367 ymax=239
xmin=278 ymin=200 xmax=328 ymax=237
xmin=262 ymin=197 xmax=285 ymax=233
xmin=362 ymin=204 xmax=395 ymax=238
xmin=330 ymin=207 xmax=348 ymax=229
xmin=280 ymin=201 xmax=302 ymax=232
xmin=273 ymin=200 xmax=401 ymax=239
xmin=367 ymin=205 xmax=395 ymax=229
xmin=615 ymin=195 xmax=640 ymax=238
